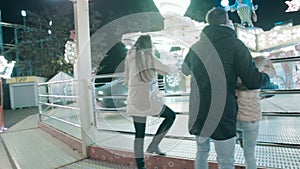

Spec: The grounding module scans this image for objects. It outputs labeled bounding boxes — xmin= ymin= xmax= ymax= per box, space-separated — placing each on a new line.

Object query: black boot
xmin=146 ymin=142 xmax=166 ymax=156
xmin=134 ymin=138 xmax=146 ymax=168
xmin=135 ymin=158 xmax=146 ymax=169
xmin=146 ymin=108 xmax=175 ymax=156
xmin=146 ymin=133 xmax=166 ymax=156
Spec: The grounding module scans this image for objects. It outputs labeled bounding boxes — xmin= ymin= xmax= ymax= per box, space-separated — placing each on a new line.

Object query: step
xmin=1 ymin=128 xmax=83 ymax=169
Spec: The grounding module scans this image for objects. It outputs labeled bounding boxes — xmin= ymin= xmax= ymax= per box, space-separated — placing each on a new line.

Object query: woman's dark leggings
xmin=132 ymin=105 xmax=176 ymax=167
xmin=132 ymin=105 xmax=176 ymax=139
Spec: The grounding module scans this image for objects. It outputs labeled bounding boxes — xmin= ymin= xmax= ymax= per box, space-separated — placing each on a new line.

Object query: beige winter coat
xmin=236 ymin=56 xmax=276 ymax=122
xmin=124 ymin=48 xmax=178 ymax=117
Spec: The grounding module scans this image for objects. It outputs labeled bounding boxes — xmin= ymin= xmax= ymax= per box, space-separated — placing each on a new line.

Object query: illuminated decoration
xmin=64 ymin=30 xmax=77 ymax=64
xmin=0 ymin=56 xmax=15 ymax=79
xmin=285 ymin=0 xmax=300 ymax=12
xmin=121 ymin=20 xmax=207 ymax=53
xmin=153 ymin=0 xmax=191 ymax=18
xmin=221 ymin=0 xmax=230 ymax=11
xmin=153 ymin=0 xmax=195 ymax=31
xmin=165 ymin=73 xmax=181 ymax=87
xmin=237 ymin=25 xmax=300 ymax=51
xmin=122 ymin=0 xmax=207 ymax=50
xmin=64 ymin=41 xmax=77 ymax=64
xmin=229 ymin=0 xmax=258 ymax=27
xmin=221 ymin=0 xmax=229 ymax=7
xmin=21 ymin=10 xmax=27 ymax=17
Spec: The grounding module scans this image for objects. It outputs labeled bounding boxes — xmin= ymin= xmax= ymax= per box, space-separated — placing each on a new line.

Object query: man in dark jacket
xmin=181 ymin=7 xmax=270 ymax=169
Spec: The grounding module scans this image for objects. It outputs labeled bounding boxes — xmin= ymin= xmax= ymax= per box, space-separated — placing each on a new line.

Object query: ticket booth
xmin=7 ymin=76 xmax=47 ymax=109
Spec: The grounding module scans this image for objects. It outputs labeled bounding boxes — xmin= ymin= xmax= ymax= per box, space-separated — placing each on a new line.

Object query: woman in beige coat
xmin=124 ymin=35 xmax=178 ymax=169
xmin=236 ymin=56 xmax=276 ymax=169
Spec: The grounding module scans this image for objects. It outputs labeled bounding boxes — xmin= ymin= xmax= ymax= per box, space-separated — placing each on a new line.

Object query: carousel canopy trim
xmin=237 ymin=25 xmax=300 ymax=52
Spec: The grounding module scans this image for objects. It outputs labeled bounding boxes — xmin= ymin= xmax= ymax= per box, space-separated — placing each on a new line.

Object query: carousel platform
xmin=1 ymin=94 xmax=300 ymax=169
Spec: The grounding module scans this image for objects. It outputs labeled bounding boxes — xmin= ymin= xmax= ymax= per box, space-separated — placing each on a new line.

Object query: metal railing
xmin=36 ymin=70 xmax=300 ymax=150
xmin=37 ymin=79 xmax=80 ymax=129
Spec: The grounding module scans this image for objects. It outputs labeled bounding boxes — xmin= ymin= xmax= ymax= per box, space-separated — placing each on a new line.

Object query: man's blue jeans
xmin=237 ymin=120 xmax=259 ymax=169
xmin=195 ymin=136 xmax=236 ymax=169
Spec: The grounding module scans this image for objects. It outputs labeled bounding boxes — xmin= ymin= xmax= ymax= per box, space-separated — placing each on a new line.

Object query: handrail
xmin=96 ymin=107 xmax=127 ymax=112
xmin=92 ymin=73 xmax=124 ymax=80
xmin=39 ymin=94 xmax=79 ymax=99
xmin=94 ymin=95 xmax=127 ymax=99
xmin=36 ymin=71 xmax=300 ymax=156
xmin=262 ymin=112 xmax=300 ymax=116
xmin=270 ymin=56 xmax=300 ymax=63
xmin=39 ymin=101 xmax=79 ymax=111
xmin=40 ymin=113 xmax=81 ymax=128
xmin=38 ymin=79 xmax=76 ymax=86
xmin=260 ymin=89 xmax=300 ymax=95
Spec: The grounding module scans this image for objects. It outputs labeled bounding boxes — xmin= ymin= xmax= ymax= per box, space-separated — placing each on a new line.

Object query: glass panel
xmin=271 ymin=60 xmax=300 ymax=90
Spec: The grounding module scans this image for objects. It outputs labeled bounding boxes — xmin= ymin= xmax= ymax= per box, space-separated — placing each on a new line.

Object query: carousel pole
xmin=73 ymin=0 xmax=94 ymax=157
xmin=0 ymin=77 xmax=6 ymax=132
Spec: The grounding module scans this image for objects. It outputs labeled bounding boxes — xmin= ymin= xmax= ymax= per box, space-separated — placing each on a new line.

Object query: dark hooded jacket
xmin=182 ymin=25 xmax=270 ymax=140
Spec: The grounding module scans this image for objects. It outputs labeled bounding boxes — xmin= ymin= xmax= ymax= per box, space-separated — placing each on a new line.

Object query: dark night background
xmin=1 ymin=0 xmax=300 ymax=43
xmin=0 ymin=0 xmax=299 ymax=108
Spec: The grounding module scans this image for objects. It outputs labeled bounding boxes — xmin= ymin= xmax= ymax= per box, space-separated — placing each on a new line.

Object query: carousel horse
xmin=230 ymin=0 xmax=258 ymax=27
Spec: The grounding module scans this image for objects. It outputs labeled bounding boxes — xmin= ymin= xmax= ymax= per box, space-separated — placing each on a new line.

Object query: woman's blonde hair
xmin=254 ymin=56 xmax=276 ymax=78
xmin=133 ymin=35 xmax=155 ymax=82
xmin=254 ymin=56 xmax=269 ymax=71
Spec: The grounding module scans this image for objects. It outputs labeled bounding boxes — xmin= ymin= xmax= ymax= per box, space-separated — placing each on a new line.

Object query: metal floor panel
xmin=7 ymin=114 xmax=39 ymax=132
xmin=42 ymin=112 xmax=300 ymax=168
xmin=58 ymin=159 xmax=134 ymax=169
xmin=94 ymin=131 xmax=300 ymax=169
xmin=1 ymin=128 xmax=83 ymax=169
xmin=0 ymin=136 xmax=13 ymax=169
xmin=45 ymin=110 xmax=300 ymax=145
xmin=259 ymin=116 xmax=300 ymax=144
xmin=39 ymin=100 xmax=300 ymax=169
xmin=95 ymin=113 xmax=300 ymax=145
xmin=43 ymin=118 xmax=81 ymax=140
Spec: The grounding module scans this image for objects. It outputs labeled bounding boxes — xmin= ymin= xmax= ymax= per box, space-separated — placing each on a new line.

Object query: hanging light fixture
xmin=153 ymin=0 xmax=191 ymax=18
